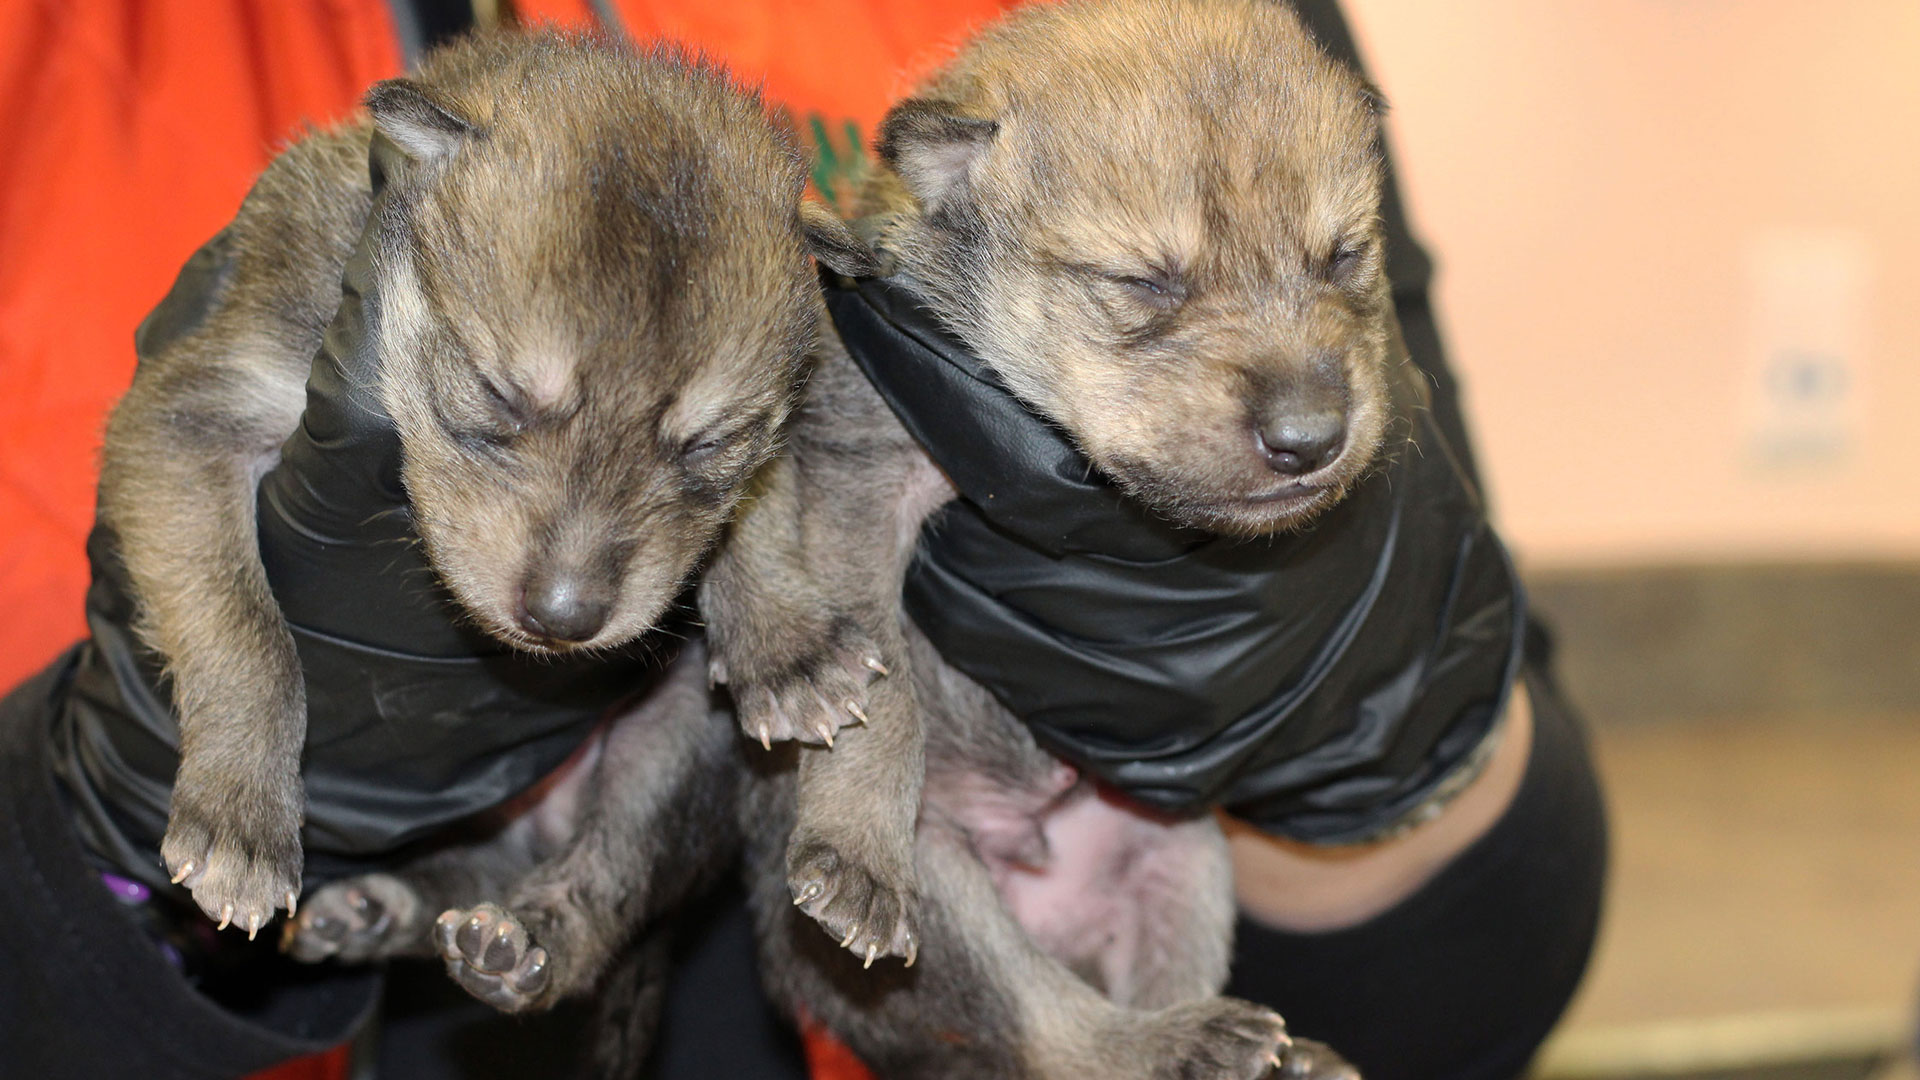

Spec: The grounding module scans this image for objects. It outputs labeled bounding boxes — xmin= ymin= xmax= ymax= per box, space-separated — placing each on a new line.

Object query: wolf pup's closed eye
xmin=96 ymin=30 xmax=869 ymax=938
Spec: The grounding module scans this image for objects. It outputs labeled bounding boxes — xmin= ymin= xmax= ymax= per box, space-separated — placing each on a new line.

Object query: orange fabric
xmin=522 ymin=0 xmax=1009 ymax=133
xmin=802 ymin=1015 xmax=882 ymax=1080
xmin=0 ymin=0 xmax=402 ymax=696
xmin=253 ymin=1046 xmax=354 ymax=1080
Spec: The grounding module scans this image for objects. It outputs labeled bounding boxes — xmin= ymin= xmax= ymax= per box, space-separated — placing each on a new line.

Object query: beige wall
xmin=1341 ymin=2 xmax=1920 ymax=568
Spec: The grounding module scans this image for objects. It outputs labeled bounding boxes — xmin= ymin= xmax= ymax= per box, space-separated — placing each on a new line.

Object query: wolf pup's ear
xmin=365 ymin=79 xmax=474 ymax=163
xmin=876 ymin=98 xmax=998 ymax=217
xmin=799 ymin=201 xmax=879 ymax=278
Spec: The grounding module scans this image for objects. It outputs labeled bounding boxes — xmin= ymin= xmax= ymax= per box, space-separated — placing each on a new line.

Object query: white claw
xmin=285 ymin=891 xmax=299 ymax=918
xmin=247 ymin=915 xmax=261 ymax=941
xmin=792 ymin=882 xmax=823 ymax=906
xmin=217 ymin=904 xmax=234 ymax=931
xmin=840 ymin=923 xmax=861 ymax=949
xmin=845 ymin=701 xmax=868 ymax=724
xmin=817 ymin=724 xmax=835 ymax=748
xmin=862 ymin=656 xmax=889 ymax=677
xmin=759 ymin=726 xmax=773 ymax=752
xmin=863 ymin=943 xmax=878 ymax=969
xmin=169 ymin=861 xmax=195 ymax=885
xmin=904 ymin=937 xmax=918 ymax=968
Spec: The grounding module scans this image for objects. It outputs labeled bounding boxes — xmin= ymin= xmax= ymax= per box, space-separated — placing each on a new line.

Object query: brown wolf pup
xmin=97 ymin=30 xmax=871 ymax=939
xmin=700 ymin=0 xmax=1390 ymax=1074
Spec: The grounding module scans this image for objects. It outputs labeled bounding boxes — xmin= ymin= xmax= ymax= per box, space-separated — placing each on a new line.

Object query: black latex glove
xmin=54 ymin=137 xmax=659 ymax=891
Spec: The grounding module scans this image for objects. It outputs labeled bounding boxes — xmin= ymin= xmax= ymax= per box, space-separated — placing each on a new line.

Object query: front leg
xmin=701 ymin=458 xmax=919 ymax=968
xmin=154 ymin=545 xmax=306 ymax=938
xmin=701 ymin=342 xmax=951 ymax=965
xmin=101 ymin=354 xmax=310 ymax=937
xmin=700 ymin=451 xmax=891 ymax=752
xmin=162 ymin=713 xmax=305 ymax=939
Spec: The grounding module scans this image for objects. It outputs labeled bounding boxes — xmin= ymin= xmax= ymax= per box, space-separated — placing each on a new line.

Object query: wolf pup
xmin=97 ymin=31 xmax=871 ymax=938
xmin=698 ymin=0 xmax=1393 ymax=1074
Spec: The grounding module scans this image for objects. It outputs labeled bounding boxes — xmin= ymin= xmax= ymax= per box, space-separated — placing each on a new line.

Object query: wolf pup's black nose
xmin=519 ymin=573 xmax=610 ymax=643
xmin=1256 ymin=411 xmax=1346 ymax=476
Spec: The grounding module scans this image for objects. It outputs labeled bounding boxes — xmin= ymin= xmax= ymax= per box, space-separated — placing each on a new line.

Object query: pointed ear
xmin=876 ymin=98 xmax=998 ymax=215
xmin=799 ymin=201 xmax=879 ymax=278
xmin=364 ymin=79 xmax=474 ymax=163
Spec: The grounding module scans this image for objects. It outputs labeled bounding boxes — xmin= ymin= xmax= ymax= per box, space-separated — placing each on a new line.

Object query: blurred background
xmin=1 ymin=1 xmax=1914 ymax=1078
xmin=1340 ymin=3 xmax=1920 ymax=1077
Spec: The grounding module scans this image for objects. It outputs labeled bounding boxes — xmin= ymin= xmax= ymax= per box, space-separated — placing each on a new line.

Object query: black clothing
xmin=1224 ymin=638 xmax=1609 ymax=1080
xmin=831 ymin=276 xmax=1524 ymax=844
xmin=0 ymin=650 xmax=382 ymax=1080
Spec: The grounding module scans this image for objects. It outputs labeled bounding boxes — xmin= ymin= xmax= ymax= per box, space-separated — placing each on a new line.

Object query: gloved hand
xmin=55 ymin=137 xmax=660 ymax=892
xmin=829 ymin=274 xmax=1523 ymax=847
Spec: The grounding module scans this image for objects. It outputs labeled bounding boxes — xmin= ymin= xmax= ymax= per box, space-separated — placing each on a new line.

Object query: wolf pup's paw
xmin=716 ymin=614 xmax=887 ymax=752
xmin=1273 ymin=1039 xmax=1362 ymax=1080
xmin=161 ymin=772 xmax=303 ymax=939
xmin=1115 ymin=997 xmax=1292 ymax=1080
xmin=434 ymin=903 xmax=553 ymax=1013
xmin=282 ymin=873 xmax=426 ymax=963
xmin=787 ymin=831 xmax=919 ymax=968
